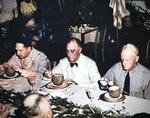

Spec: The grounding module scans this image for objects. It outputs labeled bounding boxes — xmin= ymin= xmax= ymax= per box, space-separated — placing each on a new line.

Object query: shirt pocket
xmin=130 ymin=86 xmax=143 ymax=98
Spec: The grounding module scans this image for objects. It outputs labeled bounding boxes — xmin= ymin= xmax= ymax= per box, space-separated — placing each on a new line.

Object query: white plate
xmin=105 ymin=92 xmax=122 ymax=99
xmin=2 ymin=72 xmax=20 ymax=79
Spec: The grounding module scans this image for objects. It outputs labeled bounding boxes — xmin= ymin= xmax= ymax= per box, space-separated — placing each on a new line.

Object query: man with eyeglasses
xmin=104 ymin=43 xmax=150 ymax=100
xmin=45 ymin=38 xmax=101 ymax=87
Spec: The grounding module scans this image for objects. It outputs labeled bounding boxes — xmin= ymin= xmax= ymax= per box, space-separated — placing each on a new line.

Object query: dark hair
xmin=15 ymin=35 xmax=33 ymax=48
xmin=67 ymin=37 xmax=82 ymax=48
xmin=25 ymin=0 xmax=31 ymax=4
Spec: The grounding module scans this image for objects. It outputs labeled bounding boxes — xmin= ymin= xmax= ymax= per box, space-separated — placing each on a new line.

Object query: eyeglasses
xmin=66 ymin=49 xmax=76 ymax=54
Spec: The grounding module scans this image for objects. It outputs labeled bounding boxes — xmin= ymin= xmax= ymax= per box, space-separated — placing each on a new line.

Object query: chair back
xmin=95 ymin=26 xmax=107 ymax=63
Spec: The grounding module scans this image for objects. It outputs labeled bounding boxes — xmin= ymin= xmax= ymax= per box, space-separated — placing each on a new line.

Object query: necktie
xmin=123 ymin=72 xmax=130 ymax=95
xmin=70 ymin=63 xmax=78 ymax=67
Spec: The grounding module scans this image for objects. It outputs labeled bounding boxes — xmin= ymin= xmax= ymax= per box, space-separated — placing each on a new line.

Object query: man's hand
xmin=13 ymin=66 xmax=29 ymax=77
xmin=44 ymin=70 xmax=52 ymax=78
xmin=0 ymin=65 xmax=5 ymax=75
xmin=64 ymin=79 xmax=78 ymax=85
xmin=13 ymin=65 xmax=22 ymax=72
xmin=0 ymin=105 xmax=9 ymax=118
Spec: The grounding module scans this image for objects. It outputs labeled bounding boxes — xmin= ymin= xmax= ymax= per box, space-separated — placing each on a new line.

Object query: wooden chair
xmin=146 ymin=40 xmax=150 ymax=63
xmin=82 ymin=26 xmax=107 ymax=63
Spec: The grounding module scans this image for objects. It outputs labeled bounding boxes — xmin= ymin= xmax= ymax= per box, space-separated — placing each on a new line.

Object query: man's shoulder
xmin=137 ymin=63 xmax=150 ymax=74
xmin=59 ymin=57 xmax=68 ymax=63
xmin=32 ymin=48 xmax=47 ymax=58
xmin=81 ymin=53 xmax=95 ymax=63
xmin=10 ymin=53 xmax=19 ymax=60
xmin=111 ymin=62 xmax=122 ymax=68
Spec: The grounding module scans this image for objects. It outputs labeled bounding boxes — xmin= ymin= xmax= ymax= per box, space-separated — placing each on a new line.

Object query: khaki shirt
xmin=104 ymin=62 xmax=150 ymax=100
xmin=8 ymin=48 xmax=48 ymax=76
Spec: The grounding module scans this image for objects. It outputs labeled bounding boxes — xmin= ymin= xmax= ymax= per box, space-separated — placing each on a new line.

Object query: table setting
xmin=0 ymin=65 xmax=33 ymax=92
xmin=1 ymin=71 xmax=150 ymax=117
xmin=70 ymin=24 xmax=97 ymax=33
xmin=0 ymin=64 xmax=20 ymax=80
xmin=71 ymin=24 xmax=98 ymax=44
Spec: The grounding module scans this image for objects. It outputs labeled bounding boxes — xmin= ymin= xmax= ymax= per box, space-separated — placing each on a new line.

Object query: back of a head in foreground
xmin=21 ymin=93 xmax=53 ymax=118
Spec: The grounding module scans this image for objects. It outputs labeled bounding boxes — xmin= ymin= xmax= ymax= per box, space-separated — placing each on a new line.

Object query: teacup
xmin=108 ymin=86 xmax=120 ymax=98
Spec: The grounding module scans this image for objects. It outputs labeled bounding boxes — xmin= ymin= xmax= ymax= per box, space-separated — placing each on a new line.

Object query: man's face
xmin=15 ymin=43 xmax=31 ymax=59
xmin=121 ymin=49 xmax=139 ymax=71
xmin=66 ymin=41 xmax=82 ymax=62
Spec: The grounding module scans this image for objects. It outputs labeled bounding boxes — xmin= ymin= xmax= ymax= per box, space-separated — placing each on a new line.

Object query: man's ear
xmin=27 ymin=47 xmax=32 ymax=52
xmin=135 ymin=56 xmax=139 ymax=62
xmin=79 ymin=47 xmax=82 ymax=53
xmin=48 ymin=109 xmax=53 ymax=118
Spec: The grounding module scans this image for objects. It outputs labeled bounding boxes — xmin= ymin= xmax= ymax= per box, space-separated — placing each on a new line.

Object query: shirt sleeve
xmin=8 ymin=54 xmax=20 ymax=66
xmin=52 ymin=59 xmax=63 ymax=74
xmin=143 ymin=73 xmax=150 ymax=100
xmin=88 ymin=61 xmax=101 ymax=83
xmin=104 ymin=64 xmax=117 ymax=81
xmin=33 ymin=55 xmax=48 ymax=74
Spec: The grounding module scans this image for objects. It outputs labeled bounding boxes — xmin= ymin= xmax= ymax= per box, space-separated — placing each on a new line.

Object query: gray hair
xmin=121 ymin=43 xmax=139 ymax=56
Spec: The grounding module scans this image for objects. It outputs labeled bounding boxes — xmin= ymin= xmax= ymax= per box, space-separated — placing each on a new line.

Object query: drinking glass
xmin=86 ymin=87 xmax=96 ymax=104
xmin=28 ymin=74 xmax=37 ymax=91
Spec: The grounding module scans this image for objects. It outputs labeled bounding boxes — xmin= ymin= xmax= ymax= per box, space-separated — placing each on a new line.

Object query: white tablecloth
xmin=0 ymin=76 xmax=31 ymax=91
xmin=34 ymin=75 xmax=150 ymax=116
xmin=1 ymin=75 xmax=150 ymax=116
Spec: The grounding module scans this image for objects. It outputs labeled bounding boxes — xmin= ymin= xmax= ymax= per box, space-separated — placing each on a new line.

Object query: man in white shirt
xmin=45 ymin=38 xmax=101 ymax=87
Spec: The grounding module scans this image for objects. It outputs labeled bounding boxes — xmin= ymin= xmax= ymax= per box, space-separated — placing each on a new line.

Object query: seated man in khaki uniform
xmin=0 ymin=35 xmax=50 ymax=84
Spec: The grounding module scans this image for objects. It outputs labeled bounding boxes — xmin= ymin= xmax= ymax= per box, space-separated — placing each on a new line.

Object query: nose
xmin=122 ymin=59 xmax=127 ymax=65
xmin=16 ymin=51 xmax=20 ymax=56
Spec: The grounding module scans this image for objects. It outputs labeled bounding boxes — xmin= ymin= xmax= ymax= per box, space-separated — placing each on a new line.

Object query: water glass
xmin=86 ymin=87 xmax=96 ymax=103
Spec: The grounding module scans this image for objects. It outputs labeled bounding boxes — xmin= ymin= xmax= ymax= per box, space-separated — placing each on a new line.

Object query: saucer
xmin=99 ymin=92 xmax=125 ymax=102
xmin=1 ymin=72 xmax=20 ymax=79
xmin=45 ymin=82 xmax=69 ymax=90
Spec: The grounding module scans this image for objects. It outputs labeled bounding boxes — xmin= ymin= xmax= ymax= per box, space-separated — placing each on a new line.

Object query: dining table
xmin=72 ymin=27 xmax=98 ymax=45
xmin=1 ymin=74 xmax=150 ymax=117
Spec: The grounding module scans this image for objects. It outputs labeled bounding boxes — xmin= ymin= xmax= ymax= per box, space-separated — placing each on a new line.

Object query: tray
xmin=99 ymin=92 xmax=125 ymax=102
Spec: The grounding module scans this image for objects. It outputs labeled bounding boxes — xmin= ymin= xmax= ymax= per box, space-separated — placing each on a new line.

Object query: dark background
xmin=0 ymin=0 xmax=150 ymax=76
